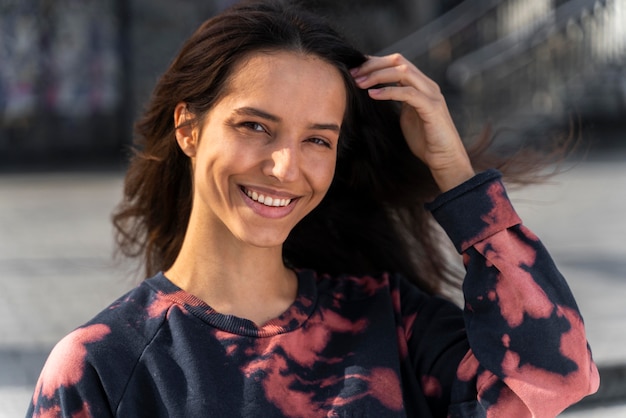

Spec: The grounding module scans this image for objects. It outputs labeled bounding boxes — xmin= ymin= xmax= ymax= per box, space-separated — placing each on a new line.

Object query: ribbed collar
xmin=145 ymin=270 xmax=318 ymax=338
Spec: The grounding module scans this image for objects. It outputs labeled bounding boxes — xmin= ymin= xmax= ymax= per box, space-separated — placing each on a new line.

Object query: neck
xmin=165 ymin=212 xmax=297 ymax=326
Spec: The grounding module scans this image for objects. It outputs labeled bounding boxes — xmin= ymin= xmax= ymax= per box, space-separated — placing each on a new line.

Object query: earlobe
xmin=174 ymin=102 xmax=197 ymax=157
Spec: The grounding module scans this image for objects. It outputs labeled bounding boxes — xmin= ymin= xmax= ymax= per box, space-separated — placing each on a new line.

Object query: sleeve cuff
xmin=425 ymin=169 xmax=522 ymax=253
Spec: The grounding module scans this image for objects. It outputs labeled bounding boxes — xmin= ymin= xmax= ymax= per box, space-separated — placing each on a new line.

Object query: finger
xmin=368 ymin=85 xmax=448 ymax=121
xmin=354 ymin=65 xmax=439 ymax=96
xmin=351 ymin=53 xmax=406 ymax=76
xmin=353 ymin=54 xmax=440 ymax=96
xmin=353 ymin=53 xmax=430 ymax=80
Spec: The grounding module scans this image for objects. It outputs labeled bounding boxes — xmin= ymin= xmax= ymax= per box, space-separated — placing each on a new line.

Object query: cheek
xmin=192 ymin=150 xmax=238 ymax=198
xmin=196 ymin=142 xmax=249 ymax=178
xmin=311 ymin=156 xmax=337 ymax=194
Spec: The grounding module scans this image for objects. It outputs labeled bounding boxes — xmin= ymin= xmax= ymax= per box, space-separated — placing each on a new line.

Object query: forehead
xmin=218 ymin=50 xmax=348 ymax=115
xmin=227 ymin=50 xmax=344 ymax=87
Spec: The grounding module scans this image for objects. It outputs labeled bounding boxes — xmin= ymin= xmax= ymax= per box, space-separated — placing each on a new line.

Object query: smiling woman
xmin=27 ymin=1 xmax=599 ymax=417
xmin=165 ymin=52 xmax=346 ymax=321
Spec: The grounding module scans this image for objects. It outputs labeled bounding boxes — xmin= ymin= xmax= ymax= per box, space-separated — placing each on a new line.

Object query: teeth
xmin=244 ymin=188 xmax=292 ymax=207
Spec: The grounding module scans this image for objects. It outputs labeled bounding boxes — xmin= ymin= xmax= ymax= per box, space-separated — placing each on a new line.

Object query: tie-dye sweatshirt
xmin=27 ymin=170 xmax=599 ymax=418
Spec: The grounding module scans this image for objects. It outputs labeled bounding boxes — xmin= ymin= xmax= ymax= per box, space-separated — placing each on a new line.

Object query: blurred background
xmin=1 ymin=0 xmax=625 ymax=167
xmin=1 ymin=0 xmax=625 ymax=416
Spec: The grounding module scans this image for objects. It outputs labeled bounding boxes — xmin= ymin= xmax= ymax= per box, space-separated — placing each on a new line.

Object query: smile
xmin=241 ymin=187 xmax=293 ymax=207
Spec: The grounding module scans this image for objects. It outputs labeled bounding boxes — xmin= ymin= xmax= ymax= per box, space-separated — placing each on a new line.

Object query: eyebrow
xmin=233 ymin=107 xmax=341 ymax=133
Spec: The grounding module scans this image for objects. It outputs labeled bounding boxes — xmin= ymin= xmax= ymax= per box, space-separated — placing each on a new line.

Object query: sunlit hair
xmin=113 ymin=0 xmax=566 ymax=295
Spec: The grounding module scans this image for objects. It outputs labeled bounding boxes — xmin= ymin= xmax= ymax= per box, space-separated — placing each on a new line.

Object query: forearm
xmin=428 ymin=170 xmax=599 ymax=416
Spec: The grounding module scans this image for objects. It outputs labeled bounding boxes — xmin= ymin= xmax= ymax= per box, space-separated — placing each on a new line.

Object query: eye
xmin=307 ymin=137 xmax=332 ymax=148
xmin=241 ymin=121 xmax=267 ymax=133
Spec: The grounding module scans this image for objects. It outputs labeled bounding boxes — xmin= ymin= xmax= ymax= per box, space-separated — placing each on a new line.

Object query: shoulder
xmin=83 ymin=274 xmax=175 ymax=340
xmin=32 ymin=323 xmax=113 ymax=401
xmin=312 ymin=269 xmax=452 ymax=314
xmin=44 ymin=275 xmax=169 ymax=358
xmin=33 ymin=274 xmax=180 ymax=403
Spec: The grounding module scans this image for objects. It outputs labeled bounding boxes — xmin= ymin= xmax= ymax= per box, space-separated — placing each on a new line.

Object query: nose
xmin=266 ymin=145 xmax=299 ymax=183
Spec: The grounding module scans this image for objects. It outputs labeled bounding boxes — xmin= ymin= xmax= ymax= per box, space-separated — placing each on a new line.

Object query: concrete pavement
xmin=0 ymin=172 xmax=135 ymax=417
xmin=1 ymin=154 xmax=625 ymax=417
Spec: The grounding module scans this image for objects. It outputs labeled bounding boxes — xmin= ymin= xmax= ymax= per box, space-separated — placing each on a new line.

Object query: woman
xmin=28 ymin=1 xmax=599 ymax=417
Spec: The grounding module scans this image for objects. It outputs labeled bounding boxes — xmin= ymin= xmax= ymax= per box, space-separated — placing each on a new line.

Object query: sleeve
xmin=26 ymin=324 xmax=115 ymax=418
xmin=423 ymin=169 xmax=600 ymax=417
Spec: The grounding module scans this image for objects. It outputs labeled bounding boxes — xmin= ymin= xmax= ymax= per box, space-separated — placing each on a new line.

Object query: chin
xmin=236 ymin=228 xmax=291 ymax=249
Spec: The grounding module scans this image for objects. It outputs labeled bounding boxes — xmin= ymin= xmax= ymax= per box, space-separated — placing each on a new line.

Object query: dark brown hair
xmin=113 ymin=0 xmax=563 ymax=295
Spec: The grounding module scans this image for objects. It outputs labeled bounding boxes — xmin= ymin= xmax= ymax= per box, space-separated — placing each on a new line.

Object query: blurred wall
xmin=1 ymin=0 xmax=624 ymax=169
xmin=0 ymin=0 xmax=223 ymax=168
xmin=0 ymin=0 xmax=128 ymax=167
xmin=0 ymin=0 xmax=461 ymax=170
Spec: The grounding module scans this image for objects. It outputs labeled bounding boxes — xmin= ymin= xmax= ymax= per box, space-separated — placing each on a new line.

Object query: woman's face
xmin=179 ymin=51 xmax=347 ymax=248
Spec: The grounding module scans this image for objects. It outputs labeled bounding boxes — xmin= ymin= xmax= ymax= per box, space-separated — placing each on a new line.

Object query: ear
xmin=174 ymin=102 xmax=198 ymax=157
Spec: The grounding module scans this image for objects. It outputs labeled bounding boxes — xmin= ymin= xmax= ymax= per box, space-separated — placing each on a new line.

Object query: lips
xmin=242 ymin=187 xmax=292 ymax=207
xmin=240 ymin=186 xmax=299 ymax=208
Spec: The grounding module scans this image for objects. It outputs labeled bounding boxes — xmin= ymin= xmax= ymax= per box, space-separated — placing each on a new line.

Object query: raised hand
xmin=351 ymin=53 xmax=475 ymax=192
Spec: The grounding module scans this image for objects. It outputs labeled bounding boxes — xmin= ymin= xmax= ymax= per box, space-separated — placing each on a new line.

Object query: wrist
xmin=431 ymin=161 xmax=475 ymax=193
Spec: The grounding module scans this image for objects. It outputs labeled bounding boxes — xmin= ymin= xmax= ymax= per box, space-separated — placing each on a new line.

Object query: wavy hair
xmin=113 ymin=0 xmax=564 ymax=295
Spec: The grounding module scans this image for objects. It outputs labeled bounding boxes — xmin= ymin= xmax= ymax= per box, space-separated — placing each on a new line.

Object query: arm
xmin=427 ymin=170 xmax=599 ymax=416
xmin=352 ymin=55 xmax=599 ymax=415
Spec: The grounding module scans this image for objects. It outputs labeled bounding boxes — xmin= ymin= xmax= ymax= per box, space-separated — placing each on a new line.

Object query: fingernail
xmin=354 ymin=76 xmax=368 ymax=84
xmin=349 ymin=68 xmax=360 ymax=76
xmin=368 ymin=88 xmax=382 ymax=95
